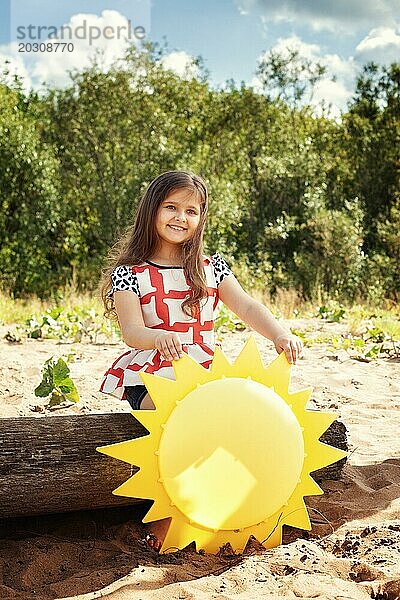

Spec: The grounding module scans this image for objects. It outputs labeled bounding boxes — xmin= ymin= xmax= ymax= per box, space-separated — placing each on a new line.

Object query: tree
xmin=257 ymin=47 xmax=326 ymax=109
xmin=0 ymin=83 xmax=61 ymax=296
xmin=345 ymin=63 xmax=400 ymax=252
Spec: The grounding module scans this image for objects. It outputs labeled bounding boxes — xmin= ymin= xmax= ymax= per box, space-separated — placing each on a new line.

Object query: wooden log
xmin=0 ymin=413 xmax=348 ymax=519
xmin=316 ymin=419 xmax=348 ymax=482
xmin=0 ymin=413 xmax=146 ymax=519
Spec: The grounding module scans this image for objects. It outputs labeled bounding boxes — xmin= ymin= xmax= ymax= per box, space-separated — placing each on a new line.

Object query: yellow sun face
xmin=97 ymin=336 xmax=346 ymax=553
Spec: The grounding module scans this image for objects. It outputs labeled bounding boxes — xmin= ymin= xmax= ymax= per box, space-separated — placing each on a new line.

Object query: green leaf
xmin=365 ymin=345 xmax=381 ymax=359
xmin=29 ymin=328 xmax=42 ymax=339
xmin=53 ymin=358 xmax=70 ymax=385
xmin=34 ymin=381 xmax=53 ymax=397
xmin=58 ymin=377 xmax=74 ymax=393
xmin=65 ymin=386 xmax=79 ymax=403
xmin=353 ymin=338 xmax=365 ymax=348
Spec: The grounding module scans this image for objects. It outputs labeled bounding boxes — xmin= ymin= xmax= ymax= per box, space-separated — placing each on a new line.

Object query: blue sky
xmin=150 ymin=0 xmax=367 ymax=85
xmin=1 ymin=0 xmax=399 ymax=113
xmin=151 ymin=0 xmax=267 ymax=84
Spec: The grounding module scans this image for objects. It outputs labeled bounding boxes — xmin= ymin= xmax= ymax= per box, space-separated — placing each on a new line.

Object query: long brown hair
xmin=99 ymin=170 xmax=209 ymax=321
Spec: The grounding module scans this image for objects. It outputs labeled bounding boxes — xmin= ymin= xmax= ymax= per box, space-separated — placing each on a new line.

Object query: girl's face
xmin=155 ymin=189 xmax=202 ymax=249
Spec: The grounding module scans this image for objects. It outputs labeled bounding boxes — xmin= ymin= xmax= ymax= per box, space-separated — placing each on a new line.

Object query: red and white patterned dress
xmin=100 ymin=253 xmax=233 ymax=399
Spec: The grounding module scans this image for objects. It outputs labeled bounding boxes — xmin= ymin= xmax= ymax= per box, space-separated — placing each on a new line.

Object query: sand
xmin=1 ymin=319 xmax=400 ymax=599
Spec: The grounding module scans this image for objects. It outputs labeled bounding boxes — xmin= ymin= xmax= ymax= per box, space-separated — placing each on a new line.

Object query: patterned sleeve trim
xmin=107 ymin=265 xmax=140 ymax=298
xmin=210 ymin=252 xmax=233 ymax=287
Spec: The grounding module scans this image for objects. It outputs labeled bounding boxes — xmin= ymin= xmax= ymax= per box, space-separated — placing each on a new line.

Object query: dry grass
xmin=1 ymin=286 xmax=398 ymax=327
xmin=248 ymin=287 xmax=313 ymax=319
xmin=0 ymin=288 xmax=103 ymax=324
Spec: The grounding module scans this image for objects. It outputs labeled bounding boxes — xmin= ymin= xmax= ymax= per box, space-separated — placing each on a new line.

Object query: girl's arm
xmin=218 ymin=275 xmax=302 ymax=363
xmin=114 ymin=291 xmax=183 ymax=360
xmin=114 ymin=291 xmax=158 ymax=349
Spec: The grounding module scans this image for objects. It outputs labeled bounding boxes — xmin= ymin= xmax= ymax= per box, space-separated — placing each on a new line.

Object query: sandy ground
xmin=1 ymin=319 xmax=400 ymax=599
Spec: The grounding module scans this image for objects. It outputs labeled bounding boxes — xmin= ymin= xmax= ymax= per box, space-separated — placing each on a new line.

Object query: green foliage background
xmin=1 ymin=44 xmax=399 ymax=303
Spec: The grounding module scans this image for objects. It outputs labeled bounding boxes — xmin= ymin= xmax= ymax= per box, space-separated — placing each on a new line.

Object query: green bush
xmin=0 ymin=50 xmax=398 ymax=305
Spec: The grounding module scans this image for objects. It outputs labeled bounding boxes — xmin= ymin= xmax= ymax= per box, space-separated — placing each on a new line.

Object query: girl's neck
xmin=149 ymin=248 xmax=183 ymax=266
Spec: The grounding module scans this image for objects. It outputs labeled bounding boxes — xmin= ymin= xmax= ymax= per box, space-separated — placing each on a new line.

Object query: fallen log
xmin=0 ymin=413 xmax=145 ymax=519
xmin=0 ymin=413 xmax=348 ymax=519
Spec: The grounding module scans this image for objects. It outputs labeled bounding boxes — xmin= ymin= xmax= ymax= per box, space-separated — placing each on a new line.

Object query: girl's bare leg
xmin=144 ymin=518 xmax=172 ymax=551
xmin=140 ymin=392 xmax=155 ymax=409
xmin=139 ymin=392 xmax=169 ymax=550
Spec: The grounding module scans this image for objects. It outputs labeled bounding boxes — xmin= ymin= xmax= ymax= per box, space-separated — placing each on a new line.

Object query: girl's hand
xmin=155 ymin=331 xmax=183 ymax=361
xmin=273 ymin=333 xmax=303 ymax=364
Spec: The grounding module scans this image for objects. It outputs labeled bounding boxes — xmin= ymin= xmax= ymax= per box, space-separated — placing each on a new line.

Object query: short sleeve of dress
xmin=210 ymin=252 xmax=233 ymax=287
xmin=107 ymin=265 xmax=139 ymax=298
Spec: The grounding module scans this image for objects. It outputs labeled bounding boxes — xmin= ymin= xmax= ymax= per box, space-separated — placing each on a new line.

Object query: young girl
xmin=99 ymin=169 xmax=303 ymax=547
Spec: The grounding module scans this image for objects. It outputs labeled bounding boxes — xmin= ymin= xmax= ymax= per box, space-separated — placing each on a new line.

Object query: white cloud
xmin=1 ymin=12 xmax=199 ymax=91
xmin=355 ymin=26 xmax=400 ymax=64
xmin=31 ymin=10 xmax=139 ymax=88
xmin=269 ymin=35 xmax=320 ymax=59
xmin=236 ymin=0 xmax=399 ymax=33
xmin=313 ymin=79 xmax=353 ymax=118
xmin=161 ymin=51 xmax=199 ymax=79
xmin=0 ymin=10 xmax=142 ymax=90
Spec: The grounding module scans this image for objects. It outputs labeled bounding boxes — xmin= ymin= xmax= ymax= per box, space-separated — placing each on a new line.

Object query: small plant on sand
xmin=23 ymin=306 xmax=119 ymax=343
xmin=326 ymin=324 xmax=400 ymax=361
xmin=215 ymin=305 xmax=246 ymax=335
xmin=290 ymin=328 xmax=314 ymax=347
xmin=35 ymin=356 xmax=79 ymax=407
xmin=327 ymin=334 xmax=382 ymax=362
xmin=368 ymin=317 xmax=400 ymax=357
xmin=316 ymin=303 xmax=346 ymax=322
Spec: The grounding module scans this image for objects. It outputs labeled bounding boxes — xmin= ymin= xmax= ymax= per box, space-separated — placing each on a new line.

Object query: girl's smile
xmin=167 ymin=224 xmax=187 ymax=232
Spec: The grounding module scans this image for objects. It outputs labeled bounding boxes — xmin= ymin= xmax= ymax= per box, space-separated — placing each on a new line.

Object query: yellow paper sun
xmin=97 ymin=336 xmax=346 ymax=554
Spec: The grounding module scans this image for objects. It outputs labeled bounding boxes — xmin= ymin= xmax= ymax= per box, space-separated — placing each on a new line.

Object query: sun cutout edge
xmin=97 ymin=335 xmax=346 ymax=553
